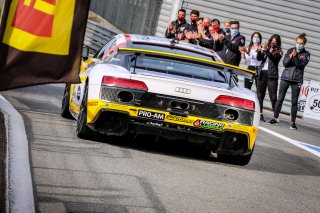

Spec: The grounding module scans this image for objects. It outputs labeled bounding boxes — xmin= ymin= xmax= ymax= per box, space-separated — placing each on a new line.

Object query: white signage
xmin=298 ymin=80 xmax=311 ymax=112
xmin=303 ymin=80 xmax=320 ymax=122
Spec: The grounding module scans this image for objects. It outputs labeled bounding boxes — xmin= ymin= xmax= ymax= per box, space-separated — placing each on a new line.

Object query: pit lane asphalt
xmin=1 ymin=84 xmax=320 ymax=213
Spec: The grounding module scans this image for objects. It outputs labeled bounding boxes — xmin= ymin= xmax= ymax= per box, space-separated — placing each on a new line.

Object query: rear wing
xmin=117 ymin=47 xmax=255 ymax=85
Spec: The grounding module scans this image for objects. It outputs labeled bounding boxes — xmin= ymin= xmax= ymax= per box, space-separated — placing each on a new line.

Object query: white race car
xmin=61 ymin=34 xmax=259 ymax=165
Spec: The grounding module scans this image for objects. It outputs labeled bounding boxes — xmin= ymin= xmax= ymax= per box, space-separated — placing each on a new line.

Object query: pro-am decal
xmin=165 ymin=114 xmax=193 ymax=124
xmin=138 ymin=110 xmax=165 ymax=120
xmin=193 ymin=120 xmax=224 ymax=131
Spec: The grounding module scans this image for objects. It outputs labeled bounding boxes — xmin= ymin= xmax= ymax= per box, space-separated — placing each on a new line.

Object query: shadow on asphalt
xmin=21 ymin=108 xmax=320 ymax=178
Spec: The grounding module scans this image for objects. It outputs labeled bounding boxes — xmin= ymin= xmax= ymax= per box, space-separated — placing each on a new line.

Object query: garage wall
xmin=155 ymin=0 xmax=183 ymax=37
xmin=155 ymin=0 xmax=320 ymax=115
xmin=90 ymin=0 xmax=163 ymax=35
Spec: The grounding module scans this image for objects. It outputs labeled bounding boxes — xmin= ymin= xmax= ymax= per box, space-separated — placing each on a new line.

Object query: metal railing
xmin=84 ymin=20 xmax=119 ymax=53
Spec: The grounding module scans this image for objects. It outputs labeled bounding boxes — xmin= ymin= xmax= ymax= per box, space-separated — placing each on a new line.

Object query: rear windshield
xmin=133 ymin=43 xmax=216 ymax=62
xmin=132 ymin=55 xmax=228 ymax=83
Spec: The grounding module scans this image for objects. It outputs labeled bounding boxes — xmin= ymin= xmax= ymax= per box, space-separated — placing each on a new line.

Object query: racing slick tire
xmin=76 ymin=84 xmax=97 ymax=139
xmin=61 ymin=84 xmax=73 ymax=119
xmin=217 ymin=145 xmax=254 ymax=166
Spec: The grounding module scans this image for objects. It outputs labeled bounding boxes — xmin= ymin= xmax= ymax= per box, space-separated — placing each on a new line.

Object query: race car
xmin=61 ymin=34 xmax=259 ymax=165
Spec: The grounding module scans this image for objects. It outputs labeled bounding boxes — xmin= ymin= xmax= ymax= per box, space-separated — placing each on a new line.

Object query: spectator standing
xmin=269 ymin=33 xmax=310 ymax=129
xmin=198 ymin=17 xmax=213 ymax=48
xmin=213 ymin=20 xmax=245 ymax=66
xmin=187 ymin=10 xmax=200 ymax=32
xmin=165 ymin=9 xmax=189 ymax=39
xmin=184 ymin=10 xmax=200 ymax=44
xmin=211 ymin=18 xmax=220 ymax=27
xmin=223 ymin=20 xmax=231 ymax=36
xmin=256 ymin=34 xmax=283 ymax=122
xmin=239 ymin=32 xmax=263 ymax=89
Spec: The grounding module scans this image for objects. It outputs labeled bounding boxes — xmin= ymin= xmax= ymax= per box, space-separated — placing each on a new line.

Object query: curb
xmin=0 ymin=95 xmax=35 ymax=213
xmin=0 ymin=111 xmax=6 ymax=213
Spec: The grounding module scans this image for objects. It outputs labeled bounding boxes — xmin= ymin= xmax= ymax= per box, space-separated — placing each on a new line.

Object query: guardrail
xmin=84 ymin=20 xmax=118 ymax=53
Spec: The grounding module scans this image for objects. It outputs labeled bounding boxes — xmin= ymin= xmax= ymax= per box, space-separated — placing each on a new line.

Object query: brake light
xmin=215 ymin=95 xmax=255 ymax=110
xmin=102 ymin=76 xmax=148 ymax=91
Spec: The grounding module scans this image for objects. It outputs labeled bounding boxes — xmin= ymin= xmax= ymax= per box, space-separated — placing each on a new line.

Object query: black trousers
xmin=274 ymin=80 xmax=300 ymax=122
xmin=244 ymin=66 xmax=259 ymax=89
xmin=256 ymin=70 xmax=278 ymax=113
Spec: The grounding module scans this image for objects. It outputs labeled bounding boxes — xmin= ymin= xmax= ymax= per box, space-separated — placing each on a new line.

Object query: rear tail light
xmin=215 ymin=95 xmax=255 ymax=111
xmin=102 ymin=76 xmax=148 ymax=91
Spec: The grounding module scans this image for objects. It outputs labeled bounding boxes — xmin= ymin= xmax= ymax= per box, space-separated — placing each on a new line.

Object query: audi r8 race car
xmin=61 ymin=34 xmax=259 ymax=165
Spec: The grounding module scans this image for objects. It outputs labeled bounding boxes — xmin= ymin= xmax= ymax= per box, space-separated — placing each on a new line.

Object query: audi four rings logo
xmin=175 ymin=87 xmax=191 ymax=94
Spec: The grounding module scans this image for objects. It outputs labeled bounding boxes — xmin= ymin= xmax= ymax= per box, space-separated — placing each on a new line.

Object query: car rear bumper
xmin=86 ymin=100 xmax=258 ymax=155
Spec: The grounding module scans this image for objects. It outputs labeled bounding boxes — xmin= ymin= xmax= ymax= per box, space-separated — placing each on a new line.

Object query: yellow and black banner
xmin=0 ymin=0 xmax=90 ymax=91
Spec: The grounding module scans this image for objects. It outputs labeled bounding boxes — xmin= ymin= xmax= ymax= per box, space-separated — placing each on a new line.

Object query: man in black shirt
xmin=165 ymin=9 xmax=189 ymax=39
xmin=213 ymin=20 xmax=245 ymax=66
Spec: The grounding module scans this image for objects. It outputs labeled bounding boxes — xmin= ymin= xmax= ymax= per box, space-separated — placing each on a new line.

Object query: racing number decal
xmin=3 ymin=0 xmax=76 ymax=55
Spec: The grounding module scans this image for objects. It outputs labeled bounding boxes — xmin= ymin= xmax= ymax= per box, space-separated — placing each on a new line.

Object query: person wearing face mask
xmin=256 ymin=34 xmax=283 ymax=122
xmin=198 ymin=17 xmax=213 ymax=48
xmin=223 ymin=20 xmax=231 ymax=36
xmin=165 ymin=9 xmax=189 ymax=39
xmin=187 ymin=10 xmax=200 ymax=32
xmin=183 ymin=10 xmax=200 ymax=44
xmin=213 ymin=20 xmax=245 ymax=66
xmin=269 ymin=33 xmax=310 ymax=129
xmin=239 ymin=32 xmax=262 ymax=89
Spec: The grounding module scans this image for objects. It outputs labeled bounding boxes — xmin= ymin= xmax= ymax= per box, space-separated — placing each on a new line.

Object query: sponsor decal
xmin=76 ymin=86 xmax=81 ymax=101
xmin=298 ymin=80 xmax=311 ymax=112
xmin=193 ymin=120 xmax=224 ymax=130
xmin=3 ymin=0 xmax=76 ymax=55
xmin=138 ymin=110 xmax=165 ymax=120
xmin=166 ymin=114 xmax=193 ymax=124
xmin=308 ymin=94 xmax=320 ymax=113
xmin=87 ymin=101 xmax=98 ymax=107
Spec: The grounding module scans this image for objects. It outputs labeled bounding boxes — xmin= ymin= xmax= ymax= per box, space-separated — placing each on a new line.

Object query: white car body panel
xmin=85 ymin=63 xmax=260 ymax=127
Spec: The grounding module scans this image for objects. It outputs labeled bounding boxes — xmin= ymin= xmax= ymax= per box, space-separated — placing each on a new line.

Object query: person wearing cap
xmin=213 ymin=20 xmax=245 ymax=66
xmin=165 ymin=9 xmax=189 ymax=39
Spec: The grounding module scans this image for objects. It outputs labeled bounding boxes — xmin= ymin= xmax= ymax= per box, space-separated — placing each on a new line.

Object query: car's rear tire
xmin=218 ymin=146 xmax=254 ymax=166
xmin=61 ymin=84 xmax=73 ymax=119
xmin=76 ymin=84 xmax=97 ymax=139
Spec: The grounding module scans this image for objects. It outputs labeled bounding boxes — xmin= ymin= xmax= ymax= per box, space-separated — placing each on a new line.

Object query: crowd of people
xmin=165 ymin=9 xmax=311 ymax=130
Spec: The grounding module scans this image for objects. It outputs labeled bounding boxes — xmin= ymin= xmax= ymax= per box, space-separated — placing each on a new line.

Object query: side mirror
xmin=82 ymin=46 xmax=89 ymax=60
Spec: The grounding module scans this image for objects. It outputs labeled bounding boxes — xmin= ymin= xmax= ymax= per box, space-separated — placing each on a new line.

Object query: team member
xmin=213 ymin=20 xmax=245 ymax=66
xmin=269 ymin=33 xmax=310 ymax=129
xmin=165 ymin=9 xmax=189 ymax=39
xmin=256 ymin=34 xmax=283 ymax=122
xmin=186 ymin=10 xmax=200 ymax=33
xmin=211 ymin=18 xmax=220 ymax=27
xmin=239 ymin=32 xmax=263 ymax=89
xmin=198 ymin=17 xmax=213 ymax=48
xmin=223 ymin=20 xmax=231 ymax=36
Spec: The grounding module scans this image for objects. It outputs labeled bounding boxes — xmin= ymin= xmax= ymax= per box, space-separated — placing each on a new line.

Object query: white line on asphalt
xmin=259 ymin=126 xmax=320 ymax=158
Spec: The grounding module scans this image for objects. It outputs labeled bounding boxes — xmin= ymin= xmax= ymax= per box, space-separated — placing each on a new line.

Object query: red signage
xmin=11 ymin=0 xmax=56 ymax=37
